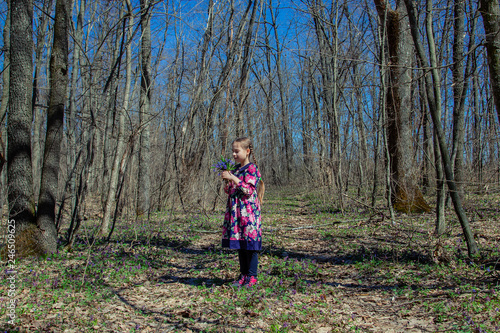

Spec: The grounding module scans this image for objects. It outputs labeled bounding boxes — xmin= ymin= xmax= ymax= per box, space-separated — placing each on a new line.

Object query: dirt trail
xmin=3 ymin=193 xmax=498 ymax=332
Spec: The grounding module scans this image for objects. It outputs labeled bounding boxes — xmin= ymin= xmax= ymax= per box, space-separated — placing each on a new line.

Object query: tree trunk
xmin=472 ymin=69 xmax=483 ymax=189
xmin=353 ymin=64 xmax=368 ymax=198
xmin=136 ymin=0 xmax=153 ymax=218
xmin=8 ymin=0 xmax=38 ymax=256
xmin=404 ymin=0 xmax=479 ymax=256
xmin=374 ymin=0 xmax=431 ymax=213
xmin=32 ymin=0 xmax=54 ymax=201
xmin=423 ymin=0 xmax=446 ymax=235
xmin=66 ymin=0 xmax=86 ymax=224
xmin=235 ymin=0 xmax=258 ymax=137
xmin=451 ymin=0 xmax=474 ymax=200
xmin=479 ymin=0 xmax=500 ymax=123
xmin=0 ymin=0 xmax=9 ymax=124
xmin=421 ymin=84 xmax=431 ymax=194
xmin=101 ymin=24 xmax=122 ymax=203
xmin=269 ymin=0 xmax=292 ymax=182
xmin=308 ymin=0 xmax=343 ymax=206
xmin=434 ymin=126 xmax=446 ymax=235
xmin=0 ymin=0 xmax=10 ymax=216
xmin=36 ymin=0 xmax=71 ymax=254
xmin=101 ymin=0 xmax=133 ymax=236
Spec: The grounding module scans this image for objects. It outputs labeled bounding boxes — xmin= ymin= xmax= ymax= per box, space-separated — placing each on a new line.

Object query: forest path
xmin=2 ymin=191 xmax=499 ymax=332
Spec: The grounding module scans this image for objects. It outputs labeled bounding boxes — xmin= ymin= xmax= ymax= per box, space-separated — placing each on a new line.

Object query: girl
xmin=221 ymin=137 xmax=265 ymax=287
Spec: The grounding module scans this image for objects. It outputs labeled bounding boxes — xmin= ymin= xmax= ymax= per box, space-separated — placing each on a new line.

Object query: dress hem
xmin=222 ymin=239 xmax=262 ymax=251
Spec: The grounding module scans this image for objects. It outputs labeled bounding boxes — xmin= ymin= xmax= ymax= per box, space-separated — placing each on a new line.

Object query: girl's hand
xmin=221 ymin=171 xmax=237 ymax=184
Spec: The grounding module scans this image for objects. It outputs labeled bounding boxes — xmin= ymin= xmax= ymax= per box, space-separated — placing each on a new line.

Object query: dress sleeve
xmin=236 ymin=164 xmax=259 ymax=198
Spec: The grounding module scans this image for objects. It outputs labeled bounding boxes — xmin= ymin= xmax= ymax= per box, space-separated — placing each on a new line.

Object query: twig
xmin=342 ymin=193 xmax=389 ymax=219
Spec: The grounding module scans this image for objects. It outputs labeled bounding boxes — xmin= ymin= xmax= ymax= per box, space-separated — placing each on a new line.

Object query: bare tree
xmin=0 ymin=0 xmax=10 ymax=213
xmin=8 ymin=0 xmax=37 ymax=254
xmin=404 ymin=0 xmax=479 ymax=256
xmin=64 ymin=0 xmax=86 ymax=227
xmin=307 ymin=0 xmax=344 ymax=207
xmin=268 ymin=0 xmax=292 ymax=181
xmin=235 ymin=0 xmax=259 ymax=136
xmin=32 ymin=0 xmax=54 ymax=200
xmin=36 ymin=0 xmax=71 ymax=253
xmin=374 ymin=0 xmax=431 ymax=213
xmin=101 ymin=0 xmax=134 ymax=236
xmin=479 ymin=0 xmax=500 ymax=123
xmin=136 ymin=0 xmax=154 ymax=218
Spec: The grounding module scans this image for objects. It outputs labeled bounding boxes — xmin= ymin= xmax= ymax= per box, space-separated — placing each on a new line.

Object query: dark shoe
xmin=244 ymin=276 xmax=258 ymax=287
xmin=231 ymin=274 xmax=247 ymax=287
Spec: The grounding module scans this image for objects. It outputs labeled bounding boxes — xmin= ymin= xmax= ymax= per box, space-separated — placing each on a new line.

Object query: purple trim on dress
xmin=222 ymin=239 xmax=262 ymax=251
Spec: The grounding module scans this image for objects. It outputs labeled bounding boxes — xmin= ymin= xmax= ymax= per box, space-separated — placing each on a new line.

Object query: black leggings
xmin=238 ymin=249 xmax=259 ymax=277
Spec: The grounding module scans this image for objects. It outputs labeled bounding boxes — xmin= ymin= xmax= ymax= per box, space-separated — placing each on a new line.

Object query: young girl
xmin=221 ymin=137 xmax=264 ymax=287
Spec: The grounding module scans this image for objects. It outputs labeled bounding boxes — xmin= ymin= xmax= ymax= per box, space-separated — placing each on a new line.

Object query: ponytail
xmin=234 ymin=137 xmax=265 ymax=205
xmin=249 ymin=142 xmax=265 ymax=205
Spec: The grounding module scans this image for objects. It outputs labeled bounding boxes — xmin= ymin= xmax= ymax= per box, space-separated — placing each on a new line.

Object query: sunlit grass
xmin=1 ymin=188 xmax=499 ymax=332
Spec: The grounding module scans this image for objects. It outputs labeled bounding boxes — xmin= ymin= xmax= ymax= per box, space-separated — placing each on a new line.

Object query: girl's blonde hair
xmin=233 ymin=137 xmax=265 ymax=204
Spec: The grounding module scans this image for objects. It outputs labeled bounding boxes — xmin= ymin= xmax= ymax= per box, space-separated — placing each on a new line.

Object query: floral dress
xmin=222 ymin=163 xmax=262 ymax=250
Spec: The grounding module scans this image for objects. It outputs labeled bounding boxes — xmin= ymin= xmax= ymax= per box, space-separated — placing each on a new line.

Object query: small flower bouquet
xmin=212 ymin=156 xmax=237 ymax=175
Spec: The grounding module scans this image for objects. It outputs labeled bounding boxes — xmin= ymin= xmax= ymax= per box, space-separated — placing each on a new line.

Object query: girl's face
xmin=232 ymin=142 xmax=250 ymax=165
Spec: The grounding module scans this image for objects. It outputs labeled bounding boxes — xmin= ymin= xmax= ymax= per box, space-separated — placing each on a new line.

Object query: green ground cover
xmin=1 ymin=187 xmax=499 ymax=332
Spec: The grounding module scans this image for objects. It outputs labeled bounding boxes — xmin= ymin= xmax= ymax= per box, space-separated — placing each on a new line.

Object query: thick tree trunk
xmin=36 ymin=0 xmax=71 ymax=254
xmin=479 ymin=0 xmax=500 ymax=123
xmin=8 ymin=0 xmax=38 ymax=256
xmin=374 ymin=0 xmax=431 ymax=213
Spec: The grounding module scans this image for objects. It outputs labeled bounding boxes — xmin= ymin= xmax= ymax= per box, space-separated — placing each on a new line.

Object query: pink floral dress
xmin=222 ymin=163 xmax=262 ymax=250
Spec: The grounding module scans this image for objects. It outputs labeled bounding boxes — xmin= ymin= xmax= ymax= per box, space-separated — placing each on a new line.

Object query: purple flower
xmin=212 ymin=156 xmax=236 ymax=174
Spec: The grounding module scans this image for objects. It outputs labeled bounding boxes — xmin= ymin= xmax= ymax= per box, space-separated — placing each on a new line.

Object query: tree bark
xmin=136 ymin=0 xmax=153 ymax=218
xmin=36 ymin=0 xmax=71 ymax=254
xmin=0 ymin=0 xmax=9 ymax=125
xmin=0 ymin=0 xmax=10 ymax=214
xmin=374 ymin=0 xmax=431 ymax=213
xmin=451 ymin=0 xmax=475 ymax=200
xmin=423 ymin=0 xmax=446 ymax=235
xmin=479 ymin=0 xmax=500 ymax=123
xmin=8 ymin=0 xmax=38 ymax=255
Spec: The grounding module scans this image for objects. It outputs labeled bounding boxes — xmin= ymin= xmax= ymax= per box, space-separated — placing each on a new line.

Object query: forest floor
xmin=1 ymin=186 xmax=500 ymax=332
